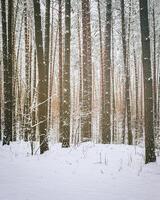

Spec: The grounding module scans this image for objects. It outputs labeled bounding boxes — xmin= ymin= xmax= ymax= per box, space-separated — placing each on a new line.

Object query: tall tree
xmin=81 ymin=0 xmax=92 ymax=141
xmin=102 ymin=0 xmax=112 ymax=144
xmin=33 ymin=0 xmax=49 ymax=154
xmin=24 ymin=0 xmax=31 ymax=141
xmin=97 ymin=0 xmax=103 ymax=140
xmin=139 ymin=0 xmax=156 ymax=163
xmin=121 ymin=0 xmax=132 ymax=145
xmin=59 ymin=0 xmax=63 ymax=142
xmin=1 ymin=0 xmax=13 ymax=145
xmin=61 ymin=0 xmax=71 ymax=147
xmin=45 ymin=0 xmax=50 ymax=134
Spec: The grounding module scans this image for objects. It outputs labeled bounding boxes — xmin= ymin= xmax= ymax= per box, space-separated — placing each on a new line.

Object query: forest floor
xmin=0 ymin=142 xmax=160 ymax=200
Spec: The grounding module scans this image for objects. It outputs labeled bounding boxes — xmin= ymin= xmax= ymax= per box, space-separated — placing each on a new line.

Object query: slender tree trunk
xmin=31 ymin=48 xmax=37 ymax=141
xmin=12 ymin=1 xmax=19 ymax=142
xmin=24 ymin=0 xmax=31 ymax=141
xmin=59 ymin=0 xmax=63 ymax=142
xmin=121 ymin=0 xmax=132 ymax=145
xmin=111 ymin=22 xmax=115 ymax=143
xmin=133 ymin=44 xmax=139 ymax=143
xmin=48 ymin=0 xmax=54 ymax=130
xmin=45 ymin=0 xmax=50 ymax=132
xmin=152 ymin=6 xmax=157 ymax=138
xmin=61 ymin=0 xmax=71 ymax=147
xmin=139 ymin=0 xmax=156 ymax=163
xmin=77 ymin=8 xmax=82 ymax=142
xmin=97 ymin=0 xmax=103 ymax=141
xmin=33 ymin=0 xmax=49 ymax=154
xmin=2 ymin=0 xmax=13 ymax=145
xmin=81 ymin=0 xmax=92 ymax=141
xmin=102 ymin=0 xmax=112 ymax=144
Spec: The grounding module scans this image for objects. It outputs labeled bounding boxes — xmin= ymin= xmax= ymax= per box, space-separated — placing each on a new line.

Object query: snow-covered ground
xmin=0 ymin=142 xmax=160 ymax=200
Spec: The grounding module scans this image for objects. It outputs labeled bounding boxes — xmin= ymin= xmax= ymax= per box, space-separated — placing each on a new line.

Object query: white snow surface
xmin=0 ymin=142 xmax=160 ymax=200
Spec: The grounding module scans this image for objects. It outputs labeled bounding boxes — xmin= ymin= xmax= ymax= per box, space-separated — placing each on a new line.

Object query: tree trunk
xmin=45 ymin=0 xmax=50 ymax=132
xmin=77 ymin=8 xmax=82 ymax=142
xmin=2 ymin=0 xmax=13 ymax=145
xmin=133 ymin=44 xmax=139 ymax=143
xmin=97 ymin=0 xmax=103 ymax=141
xmin=61 ymin=0 xmax=71 ymax=147
xmin=139 ymin=0 xmax=156 ymax=163
xmin=111 ymin=21 xmax=115 ymax=143
xmin=81 ymin=0 xmax=92 ymax=141
xmin=24 ymin=0 xmax=31 ymax=141
xmin=152 ymin=6 xmax=157 ymax=139
xmin=121 ymin=0 xmax=132 ymax=145
xmin=102 ymin=0 xmax=112 ymax=144
xmin=59 ymin=0 xmax=63 ymax=142
xmin=33 ymin=0 xmax=49 ymax=154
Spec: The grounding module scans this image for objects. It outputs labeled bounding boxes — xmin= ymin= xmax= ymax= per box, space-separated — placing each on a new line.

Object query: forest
xmin=0 ymin=0 xmax=160 ymax=199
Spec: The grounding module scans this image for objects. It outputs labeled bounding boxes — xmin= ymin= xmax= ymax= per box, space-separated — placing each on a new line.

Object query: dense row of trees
xmin=0 ymin=0 xmax=160 ymax=164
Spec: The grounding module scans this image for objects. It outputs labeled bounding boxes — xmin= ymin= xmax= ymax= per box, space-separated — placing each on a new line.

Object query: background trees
xmin=0 ymin=0 xmax=159 ymax=163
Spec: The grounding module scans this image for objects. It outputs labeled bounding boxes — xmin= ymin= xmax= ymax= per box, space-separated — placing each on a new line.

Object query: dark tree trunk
xmin=2 ymin=0 xmax=13 ymax=145
xmin=102 ymin=0 xmax=112 ymax=144
xmin=59 ymin=0 xmax=63 ymax=142
xmin=81 ymin=0 xmax=92 ymax=141
xmin=24 ymin=0 xmax=31 ymax=141
xmin=139 ymin=0 xmax=156 ymax=164
xmin=61 ymin=0 xmax=71 ymax=147
xmin=33 ymin=0 xmax=49 ymax=154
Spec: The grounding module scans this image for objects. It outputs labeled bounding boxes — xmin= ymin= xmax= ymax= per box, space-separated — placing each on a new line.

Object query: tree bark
xmin=59 ymin=0 xmax=63 ymax=142
xmin=81 ymin=0 xmax=92 ymax=141
xmin=102 ymin=0 xmax=112 ymax=144
xmin=33 ymin=0 xmax=49 ymax=154
xmin=121 ymin=0 xmax=133 ymax=145
xmin=24 ymin=0 xmax=31 ymax=141
xmin=139 ymin=0 xmax=156 ymax=163
xmin=2 ymin=0 xmax=13 ymax=145
xmin=61 ymin=0 xmax=71 ymax=147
